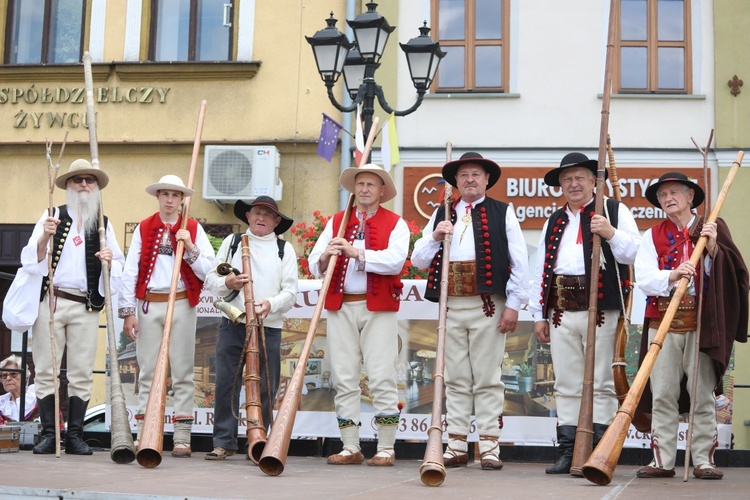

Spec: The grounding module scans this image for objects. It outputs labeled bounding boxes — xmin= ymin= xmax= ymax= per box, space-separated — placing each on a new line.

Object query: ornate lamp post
xmin=306 ymin=2 xmax=445 ymax=161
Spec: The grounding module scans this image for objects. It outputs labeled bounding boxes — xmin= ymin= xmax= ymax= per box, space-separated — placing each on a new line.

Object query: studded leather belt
xmin=550 ymin=275 xmax=587 ymax=311
xmin=447 ymin=261 xmax=478 ymax=297
xmin=656 ymin=296 xmax=697 ymax=333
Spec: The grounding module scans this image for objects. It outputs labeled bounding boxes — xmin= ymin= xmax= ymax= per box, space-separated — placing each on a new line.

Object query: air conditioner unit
xmin=203 ymin=145 xmax=283 ymax=201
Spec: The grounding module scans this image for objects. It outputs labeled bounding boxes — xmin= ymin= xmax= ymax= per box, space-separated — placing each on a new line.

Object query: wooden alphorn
xmin=569 ymin=0 xmax=618 ymax=476
xmin=419 ymin=142 xmax=453 ymax=486
xmin=582 ymin=151 xmax=744 ymax=486
xmin=83 ymin=53 xmax=137 ymax=464
xmin=240 ymin=234 xmax=268 ymax=463
xmin=136 ymin=101 xmax=206 ymax=468
xmin=258 ymin=118 xmax=380 ymax=476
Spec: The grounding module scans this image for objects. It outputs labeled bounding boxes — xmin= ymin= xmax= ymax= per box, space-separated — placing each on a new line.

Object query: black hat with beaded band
xmin=644 ymin=171 xmax=705 ymax=209
xmin=234 ymin=196 xmax=294 ymax=235
xmin=442 ymin=152 xmax=501 ymax=189
xmin=543 ymin=152 xmax=604 ymax=187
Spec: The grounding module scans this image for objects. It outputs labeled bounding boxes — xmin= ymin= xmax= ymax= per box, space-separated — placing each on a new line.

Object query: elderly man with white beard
xmin=20 ymin=158 xmax=124 ymax=455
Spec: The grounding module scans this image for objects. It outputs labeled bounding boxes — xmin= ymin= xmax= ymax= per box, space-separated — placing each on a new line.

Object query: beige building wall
xmin=714 ymin=0 xmax=750 ymax=450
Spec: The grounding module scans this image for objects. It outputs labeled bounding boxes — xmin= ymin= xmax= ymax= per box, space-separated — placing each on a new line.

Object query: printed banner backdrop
xmin=107 ymin=280 xmax=733 ymax=449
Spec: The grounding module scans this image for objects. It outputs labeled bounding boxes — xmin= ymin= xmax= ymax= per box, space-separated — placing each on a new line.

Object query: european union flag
xmin=316 ymin=113 xmax=344 ymax=162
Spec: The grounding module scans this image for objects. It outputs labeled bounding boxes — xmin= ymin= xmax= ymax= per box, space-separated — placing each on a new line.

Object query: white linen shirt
xmin=411 ymin=196 xmax=530 ymax=312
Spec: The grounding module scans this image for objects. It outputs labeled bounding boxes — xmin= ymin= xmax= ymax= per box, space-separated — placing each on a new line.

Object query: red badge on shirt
xmin=73 ymin=235 xmax=83 ymax=246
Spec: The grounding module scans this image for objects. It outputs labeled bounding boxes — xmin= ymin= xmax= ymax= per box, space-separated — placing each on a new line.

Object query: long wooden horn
xmin=239 ymin=234 xmax=268 ymax=463
xmin=82 ymin=53 xmax=137 ymax=464
xmin=258 ymin=117 xmax=380 ymax=476
xmin=418 ymin=142 xmax=452 ymax=486
xmin=569 ymin=0 xmax=618 ymax=476
xmin=136 ymin=100 xmax=207 ymax=468
xmin=43 ymin=132 xmax=67 ymax=458
xmin=582 ymin=150 xmax=744 ymax=485
xmin=606 ymin=136 xmax=650 ymax=433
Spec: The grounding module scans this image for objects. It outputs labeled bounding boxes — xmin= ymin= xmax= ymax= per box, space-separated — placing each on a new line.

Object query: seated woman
xmin=0 ymin=354 xmax=38 ymax=424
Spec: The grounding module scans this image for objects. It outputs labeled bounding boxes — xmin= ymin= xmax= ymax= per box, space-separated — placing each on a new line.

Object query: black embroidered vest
xmin=425 ymin=198 xmax=511 ymax=303
xmin=538 ymin=198 xmax=630 ymax=317
xmin=39 ymin=205 xmax=108 ymax=312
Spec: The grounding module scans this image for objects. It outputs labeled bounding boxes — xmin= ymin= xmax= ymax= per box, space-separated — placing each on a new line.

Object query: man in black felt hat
xmin=634 ymin=172 xmax=748 ymax=480
xmin=203 ymin=196 xmax=298 ymax=460
xmin=412 ymin=152 xmax=529 ymax=470
xmin=528 ymin=152 xmax=641 ymax=474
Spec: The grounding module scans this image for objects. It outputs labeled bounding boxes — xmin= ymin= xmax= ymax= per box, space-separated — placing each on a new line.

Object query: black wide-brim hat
xmin=644 ymin=172 xmax=705 ymax=209
xmin=544 ymin=152 xmax=604 ymax=187
xmin=234 ymin=196 xmax=293 ymax=235
xmin=442 ymin=152 xmax=501 ymax=188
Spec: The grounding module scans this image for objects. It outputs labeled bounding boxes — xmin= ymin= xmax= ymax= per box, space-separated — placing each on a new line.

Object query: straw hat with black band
xmin=55 ymin=158 xmax=110 ymax=189
xmin=339 ymin=163 xmax=398 ymax=202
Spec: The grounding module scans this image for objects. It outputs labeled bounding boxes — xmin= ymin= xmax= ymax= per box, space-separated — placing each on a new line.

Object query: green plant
xmin=517 ymin=363 xmax=535 ymax=377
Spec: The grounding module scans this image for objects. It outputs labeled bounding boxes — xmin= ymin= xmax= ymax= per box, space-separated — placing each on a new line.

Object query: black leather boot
xmin=65 ymin=396 xmax=93 ymax=455
xmin=593 ymin=423 xmax=609 ymax=448
xmin=33 ymin=395 xmax=57 ymax=454
xmin=546 ymin=425 xmax=576 ymax=474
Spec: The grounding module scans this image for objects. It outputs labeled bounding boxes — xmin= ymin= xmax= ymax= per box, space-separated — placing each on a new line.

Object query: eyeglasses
xmin=71 ymin=176 xmax=97 ymax=185
xmin=1 ymin=372 xmax=20 ymax=379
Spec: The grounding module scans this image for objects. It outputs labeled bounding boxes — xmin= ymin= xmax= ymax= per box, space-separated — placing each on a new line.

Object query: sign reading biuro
xmin=108 ymin=280 xmax=732 ymax=450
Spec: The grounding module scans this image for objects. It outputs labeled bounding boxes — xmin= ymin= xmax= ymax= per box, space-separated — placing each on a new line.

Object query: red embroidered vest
xmin=325 ymin=207 xmax=403 ymax=312
xmin=644 ymin=218 xmax=700 ymax=319
xmin=135 ymin=213 xmax=203 ymax=307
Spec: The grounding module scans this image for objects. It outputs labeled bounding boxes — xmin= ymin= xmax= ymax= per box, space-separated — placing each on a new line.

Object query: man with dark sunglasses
xmin=19 ymin=158 xmax=124 ymax=456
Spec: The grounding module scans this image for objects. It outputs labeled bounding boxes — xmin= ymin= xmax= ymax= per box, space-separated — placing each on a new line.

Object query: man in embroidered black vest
xmin=203 ymin=197 xmax=298 ymax=461
xmin=634 ymin=172 xmax=748 ymax=480
xmin=20 ymin=159 xmax=125 ymax=455
xmin=412 ymin=152 xmax=529 ymax=470
xmin=119 ymin=175 xmax=215 ymax=458
xmin=528 ymin=152 xmax=640 ymax=474
xmin=309 ymin=164 xmax=409 ymax=467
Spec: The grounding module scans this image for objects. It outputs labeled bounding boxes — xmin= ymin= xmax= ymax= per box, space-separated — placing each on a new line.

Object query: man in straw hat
xmin=20 ymin=158 xmax=124 ymax=455
xmin=412 ymin=152 xmax=529 ymax=470
xmin=309 ymin=164 xmax=409 ymax=466
xmin=119 ymin=174 xmax=215 ymax=457
xmin=634 ymin=172 xmax=747 ymax=480
xmin=203 ymin=196 xmax=298 ymax=460
xmin=529 ymin=152 xmax=640 ymax=474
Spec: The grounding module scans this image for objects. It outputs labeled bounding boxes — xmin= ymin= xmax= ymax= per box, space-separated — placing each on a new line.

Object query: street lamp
xmin=306 ymin=2 xmax=445 ymax=161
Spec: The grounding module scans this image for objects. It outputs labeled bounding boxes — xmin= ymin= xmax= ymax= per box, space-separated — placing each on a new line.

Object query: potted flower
xmin=517 ymin=363 xmax=535 ymax=393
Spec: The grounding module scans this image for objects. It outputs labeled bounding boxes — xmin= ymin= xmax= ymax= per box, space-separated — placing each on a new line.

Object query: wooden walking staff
xmin=258 ymin=117 xmax=380 ymax=476
xmin=44 ymin=132 xmax=68 ymax=458
xmin=582 ymin=150 xmax=744 ymax=486
xmin=136 ymin=100 xmax=207 ymax=468
xmin=82 ymin=53 xmax=138 ymax=464
xmin=419 ymin=142 xmax=453 ymax=487
xmin=569 ymin=0 xmax=618 ymax=476
xmin=683 ymin=129 xmax=714 ymax=481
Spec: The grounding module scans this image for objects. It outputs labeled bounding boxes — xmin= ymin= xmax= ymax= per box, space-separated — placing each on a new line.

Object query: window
xmin=4 ymin=0 xmax=86 ymax=64
xmin=149 ymin=0 xmax=234 ymax=62
xmin=616 ymin=0 xmax=691 ymax=93
xmin=432 ymin=0 xmax=510 ymax=92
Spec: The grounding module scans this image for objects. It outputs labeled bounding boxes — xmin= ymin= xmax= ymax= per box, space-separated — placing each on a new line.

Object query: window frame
xmin=148 ymin=0 xmax=235 ymax=62
xmin=430 ymin=0 xmax=510 ymax=93
xmin=614 ymin=0 xmax=692 ymax=94
xmin=4 ymin=0 xmax=87 ymax=65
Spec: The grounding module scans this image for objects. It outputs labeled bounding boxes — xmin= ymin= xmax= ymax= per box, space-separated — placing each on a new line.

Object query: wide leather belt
xmin=342 ymin=293 xmax=367 ymax=303
xmin=550 ymin=275 xmax=587 ymax=311
xmin=656 ymin=296 xmax=697 ymax=333
xmin=447 ymin=261 xmax=478 ymax=297
xmin=144 ymin=291 xmax=188 ymax=302
xmin=53 ymin=288 xmax=87 ymax=305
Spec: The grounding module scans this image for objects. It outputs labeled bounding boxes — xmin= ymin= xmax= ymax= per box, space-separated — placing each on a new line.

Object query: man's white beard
xmin=66 ymin=186 xmax=101 ymax=235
